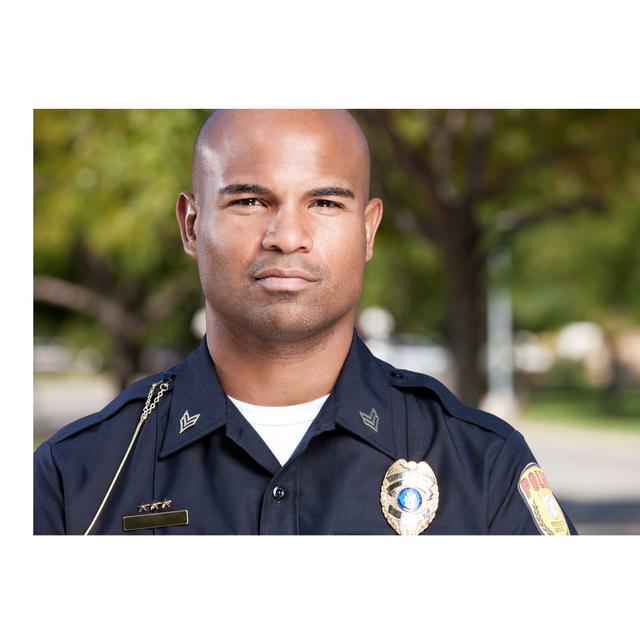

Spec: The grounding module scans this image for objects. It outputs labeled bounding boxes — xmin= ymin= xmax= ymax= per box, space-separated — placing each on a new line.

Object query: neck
xmin=205 ymin=312 xmax=355 ymax=406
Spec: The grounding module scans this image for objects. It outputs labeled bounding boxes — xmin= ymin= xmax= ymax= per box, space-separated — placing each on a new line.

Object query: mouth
xmin=253 ymin=268 xmax=320 ymax=292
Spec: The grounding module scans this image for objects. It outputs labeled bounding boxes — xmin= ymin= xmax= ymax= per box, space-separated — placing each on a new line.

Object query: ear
xmin=176 ymin=191 xmax=198 ymax=260
xmin=363 ymin=197 xmax=383 ymax=262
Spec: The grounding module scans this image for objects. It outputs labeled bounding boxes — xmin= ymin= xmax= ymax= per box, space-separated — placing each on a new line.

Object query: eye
xmin=312 ymin=199 xmax=342 ymax=209
xmin=232 ymin=198 xmax=266 ymax=207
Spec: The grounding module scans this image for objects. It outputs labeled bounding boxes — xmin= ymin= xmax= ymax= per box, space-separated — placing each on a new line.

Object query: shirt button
xmin=273 ymin=486 xmax=286 ymax=501
xmin=391 ymin=370 xmax=404 ymax=378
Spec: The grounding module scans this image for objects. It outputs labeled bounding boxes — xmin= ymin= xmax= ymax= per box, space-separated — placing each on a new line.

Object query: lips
xmin=254 ymin=268 xmax=318 ymax=281
xmin=253 ymin=267 xmax=319 ymax=292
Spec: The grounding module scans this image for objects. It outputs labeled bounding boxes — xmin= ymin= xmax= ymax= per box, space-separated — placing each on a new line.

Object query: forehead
xmin=195 ymin=110 xmax=369 ymax=197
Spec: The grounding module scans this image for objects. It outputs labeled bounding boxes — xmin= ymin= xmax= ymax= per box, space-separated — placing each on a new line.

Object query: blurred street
xmin=34 ymin=374 xmax=640 ymax=535
xmin=34 ymin=374 xmax=118 ymax=437
xmin=519 ymin=420 xmax=640 ymax=533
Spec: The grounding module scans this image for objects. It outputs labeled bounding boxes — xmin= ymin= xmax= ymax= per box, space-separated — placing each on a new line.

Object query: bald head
xmin=191 ymin=109 xmax=371 ymax=205
xmin=176 ymin=108 xmax=384 ymax=352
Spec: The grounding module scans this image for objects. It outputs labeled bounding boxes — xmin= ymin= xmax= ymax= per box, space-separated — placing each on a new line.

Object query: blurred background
xmin=34 ymin=109 xmax=640 ymax=533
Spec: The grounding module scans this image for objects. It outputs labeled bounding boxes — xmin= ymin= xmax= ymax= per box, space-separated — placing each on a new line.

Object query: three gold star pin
xmin=138 ymin=498 xmax=173 ymax=513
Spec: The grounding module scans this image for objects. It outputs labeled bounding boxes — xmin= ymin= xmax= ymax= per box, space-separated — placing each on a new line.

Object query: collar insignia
xmin=359 ymin=407 xmax=379 ymax=432
xmin=179 ymin=410 xmax=200 ymax=434
xmin=380 ymin=459 xmax=439 ymax=535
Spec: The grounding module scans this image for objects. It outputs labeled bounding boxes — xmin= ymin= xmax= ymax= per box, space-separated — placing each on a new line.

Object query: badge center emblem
xmin=397 ymin=487 xmax=422 ymax=512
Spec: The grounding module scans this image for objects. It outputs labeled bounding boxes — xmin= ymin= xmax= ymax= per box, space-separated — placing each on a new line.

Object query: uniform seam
xmin=50 ymin=371 xmax=179 ymax=446
xmin=455 ymin=418 xmax=512 ymax=441
xmin=152 ymin=407 xmax=159 ymax=536
xmin=50 ymin=399 xmax=142 ymax=445
xmin=392 ymin=377 xmax=514 ymax=439
xmin=295 ymin=460 xmax=300 ymax=535
xmin=485 ymin=430 xmax=517 ymax=532
xmin=47 ymin=441 xmax=68 ymax=534
xmin=387 ymin=385 xmax=405 ymax=460
xmin=403 ymin=391 xmax=409 ymax=460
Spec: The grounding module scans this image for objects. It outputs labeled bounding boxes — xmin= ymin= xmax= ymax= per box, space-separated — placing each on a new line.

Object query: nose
xmin=261 ymin=203 xmax=313 ymax=254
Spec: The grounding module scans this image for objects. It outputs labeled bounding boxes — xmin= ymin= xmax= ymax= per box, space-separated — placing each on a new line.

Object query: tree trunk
xmin=110 ymin=333 xmax=142 ymax=391
xmin=443 ymin=245 xmax=486 ymax=407
xmin=34 ymin=275 xmax=144 ymax=391
xmin=601 ymin=332 xmax=625 ymax=416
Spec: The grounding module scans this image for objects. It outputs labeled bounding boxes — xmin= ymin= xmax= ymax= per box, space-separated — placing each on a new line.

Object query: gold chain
xmin=140 ymin=382 xmax=169 ymax=422
xmin=83 ymin=377 xmax=172 ymax=535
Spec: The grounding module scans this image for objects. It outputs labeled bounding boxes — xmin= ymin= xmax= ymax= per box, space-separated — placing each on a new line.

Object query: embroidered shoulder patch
xmin=517 ymin=462 xmax=570 ymax=535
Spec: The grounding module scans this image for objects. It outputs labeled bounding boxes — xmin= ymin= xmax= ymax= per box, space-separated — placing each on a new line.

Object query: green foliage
xmin=360 ymin=109 xmax=640 ymax=334
xmin=523 ymin=389 xmax=640 ymax=432
xmin=511 ymin=192 xmax=640 ymax=330
xmin=360 ymin=229 xmax=446 ymax=339
xmin=35 ymin=109 xmax=208 ymax=354
xmin=35 ymin=109 xmax=206 ymax=278
xmin=536 ymin=358 xmax=589 ymax=391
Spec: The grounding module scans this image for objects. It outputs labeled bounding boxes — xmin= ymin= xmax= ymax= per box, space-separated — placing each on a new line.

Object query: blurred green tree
xmin=356 ymin=109 xmax=640 ymax=405
xmin=34 ymin=110 xmax=209 ymax=387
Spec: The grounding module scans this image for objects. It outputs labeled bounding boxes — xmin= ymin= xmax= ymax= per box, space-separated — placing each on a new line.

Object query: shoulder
xmin=378 ymin=359 xmax=515 ymax=442
xmin=46 ymin=369 xmax=175 ymax=447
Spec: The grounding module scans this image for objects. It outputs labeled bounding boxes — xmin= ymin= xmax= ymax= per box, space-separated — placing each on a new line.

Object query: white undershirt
xmin=227 ymin=394 xmax=330 ymax=466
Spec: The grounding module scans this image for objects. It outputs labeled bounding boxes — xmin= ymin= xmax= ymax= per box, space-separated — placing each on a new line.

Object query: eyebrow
xmin=307 ymin=186 xmax=355 ymax=199
xmin=218 ymin=183 xmax=273 ymax=196
xmin=217 ymin=183 xmax=355 ymax=199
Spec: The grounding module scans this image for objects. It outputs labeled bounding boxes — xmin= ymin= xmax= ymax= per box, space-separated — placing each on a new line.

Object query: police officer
xmin=34 ymin=109 xmax=577 ymax=535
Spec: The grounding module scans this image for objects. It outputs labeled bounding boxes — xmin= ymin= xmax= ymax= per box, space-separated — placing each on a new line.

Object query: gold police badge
xmin=380 ymin=459 xmax=439 ymax=535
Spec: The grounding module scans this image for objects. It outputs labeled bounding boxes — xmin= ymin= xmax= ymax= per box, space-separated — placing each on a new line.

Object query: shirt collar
xmin=331 ymin=329 xmax=397 ymax=458
xmin=158 ymin=329 xmax=397 ymax=460
xmin=158 ymin=338 xmax=227 ymax=458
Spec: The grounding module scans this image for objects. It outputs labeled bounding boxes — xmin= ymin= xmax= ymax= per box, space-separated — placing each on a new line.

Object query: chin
xmin=256 ymin=317 xmax=326 ymax=342
xmin=248 ymin=306 xmax=345 ymax=343
xmin=208 ymin=289 xmax=357 ymax=343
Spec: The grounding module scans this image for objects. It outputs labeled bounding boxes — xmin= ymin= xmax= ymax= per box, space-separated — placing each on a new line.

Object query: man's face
xmin=178 ymin=110 xmax=382 ymax=343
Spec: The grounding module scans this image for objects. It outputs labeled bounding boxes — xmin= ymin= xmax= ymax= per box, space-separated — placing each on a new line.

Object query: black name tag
xmin=122 ymin=510 xmax=189 ymax=532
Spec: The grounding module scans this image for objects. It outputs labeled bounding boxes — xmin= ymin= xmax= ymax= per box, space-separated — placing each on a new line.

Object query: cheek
xmin=197 ymin=232 xmax=224 ymax=276
xmin=197 ymin=218 xmax=259 ymax=272
xmin=321 ymin=223 xmax=367 ymax=287
xmin=332 ymin=221 xmax=366 ymax=261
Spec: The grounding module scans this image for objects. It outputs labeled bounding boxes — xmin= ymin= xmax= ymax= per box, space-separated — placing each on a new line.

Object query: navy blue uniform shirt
xmin=34 ymin=330 xmax=577 ymax=535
